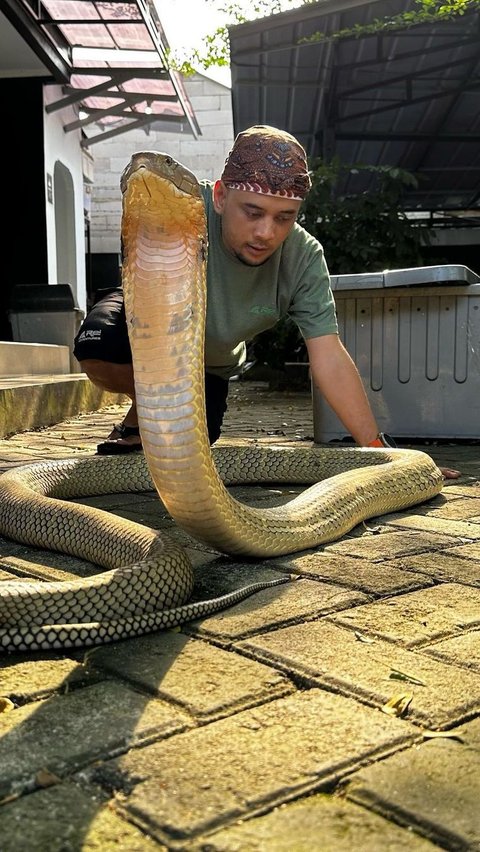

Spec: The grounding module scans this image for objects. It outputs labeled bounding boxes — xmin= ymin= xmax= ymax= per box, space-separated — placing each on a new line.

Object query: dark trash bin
xmin=8 ymin=284 xmax=85 ymax=372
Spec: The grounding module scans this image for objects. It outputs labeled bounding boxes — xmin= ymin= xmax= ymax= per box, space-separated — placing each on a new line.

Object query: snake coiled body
xmin=0 ymin=154 xmax=443 ymax=651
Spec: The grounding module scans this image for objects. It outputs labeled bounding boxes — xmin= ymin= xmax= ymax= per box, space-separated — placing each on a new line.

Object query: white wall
xmin=89 ymin=73 xmax=235 ymax=256
xmin=43 ymin=85 xmax=88 ymax=312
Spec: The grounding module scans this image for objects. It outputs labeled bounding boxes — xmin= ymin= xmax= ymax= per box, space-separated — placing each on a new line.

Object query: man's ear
xmin=213 ymin=180 xmax=227 ymax=213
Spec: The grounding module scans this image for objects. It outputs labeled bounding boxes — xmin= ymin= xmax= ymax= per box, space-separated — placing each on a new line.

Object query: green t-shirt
xmin=200 ymin=182 xmax=338 ymax=379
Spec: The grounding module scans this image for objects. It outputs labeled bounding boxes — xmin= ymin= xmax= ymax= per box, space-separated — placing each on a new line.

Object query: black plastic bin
xmin=8 ymin=284 xmax=84 ymax=371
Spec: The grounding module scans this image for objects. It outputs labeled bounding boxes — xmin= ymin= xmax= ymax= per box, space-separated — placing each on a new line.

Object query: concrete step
xmin=0 ymin=374 xmax=127 ymax=438
xmin=0 ymin=341 xmax=72 ymax=378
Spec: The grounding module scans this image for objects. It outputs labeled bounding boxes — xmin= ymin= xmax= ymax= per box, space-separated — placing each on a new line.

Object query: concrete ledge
xmin=0 ymin=375 xmax=127 ymax=438
xmin=0 ymin=341 xmax=71 ymax=378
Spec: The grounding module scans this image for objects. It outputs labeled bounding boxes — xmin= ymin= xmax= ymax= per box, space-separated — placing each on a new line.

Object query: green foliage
xmin=168 ymin=0 xmax=479 ymax=75
xmin=300 ymin=0 xmax=479 ymax=46
xmin=167 ymin=0 xmax=304 ymax=74
xmin=299 ymin=159 xmax=426 ymax=274
xmin=251 ymin=160 xmax=427 ymax=371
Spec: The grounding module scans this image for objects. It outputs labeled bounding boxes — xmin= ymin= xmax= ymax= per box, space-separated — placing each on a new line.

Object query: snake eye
xmin=165 ymin=157 xmax=174 ymax=166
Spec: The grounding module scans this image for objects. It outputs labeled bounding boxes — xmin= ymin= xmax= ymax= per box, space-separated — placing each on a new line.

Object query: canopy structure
xmin=2 ymin=0 xmax=200 ymax=146
xmin=229 ymin=0 xmax=480 ymax=223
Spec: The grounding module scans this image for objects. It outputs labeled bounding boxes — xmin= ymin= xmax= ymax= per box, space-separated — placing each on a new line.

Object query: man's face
xmin=213 ymin=181 xmax=301 ymax=266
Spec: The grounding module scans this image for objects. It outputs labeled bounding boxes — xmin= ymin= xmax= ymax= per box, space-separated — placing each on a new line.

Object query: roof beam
xmin=332 ymin=132 xmax=480 ymax=142
xmin=335 ymin=79 xmax=478 ymax=123
xmin=39 ymin=19 xmax=144 ymax=25
xmin=337 ymin=54 xmax=480 ymax=100
xmin=45 ymin=70 xmax=137 ymax=111
xmin=64 ymin=95 xmax=148 ymax=131
xmin=81 ymin=113 xmax=191 ymax=147
xmin=1 ymin=0 xmax=71 ymax=79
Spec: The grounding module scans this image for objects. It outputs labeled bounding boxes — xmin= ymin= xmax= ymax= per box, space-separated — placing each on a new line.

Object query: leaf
xmin=381 ymin=692 xmax=413 ymax=717
xmin=35 ymin=768 xmax=62 ymax=788
xmin=354 ymin=631 xmax=375 ymax=644
xmin=389 ymin=668 xmax=426 ymax=686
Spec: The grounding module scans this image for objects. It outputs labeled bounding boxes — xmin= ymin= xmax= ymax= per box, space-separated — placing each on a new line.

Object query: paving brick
xmin=88 ymin=632 xmax=294 ymax=722
xmin=190 ymin=791 xmax=439 ymax=851
xmin=345 ymin=716 xmax=480 ymax=850
xmin=0 ymin=782 xmax=160 ymax=851
xmin=0 ymin=383 xmax=479 ymax=848
xmin=323 ymin=528 xmax=458 ymax=559
xmin=95 ymin=689 xmax=417 ymax=845
xmin=422 ymin=631 xmax=480 ymax=672
xmin=0 ymin=681 xmax=190 ymax=799
xmin=443 ymin=541 xmax=480 ymax=560
xmin=238 ymin=621 xmax=480 ymax=728
xmin=331 ymin=583 xmax=480 ymax=647
xmin=385 ymin=514 xmax=480 ymax=539
xmin=0 ymin=656 xmax=99 ymax=704
xmin=0 ymin=550 xmax=98 ymax=582
xmin=418 ymin=495 xmax=480 ymax=520
xmin=447 ymin=483 xmax=480 ymax=497
xmin=275 ymin=551 xmax=432 ymax=596
xmin=188 ymin=578 xmax=367 ymax=641
xmin=394 ymin=551 xmax=480 ymax=585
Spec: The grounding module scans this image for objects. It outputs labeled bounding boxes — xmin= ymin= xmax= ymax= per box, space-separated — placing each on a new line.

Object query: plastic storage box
xmin=313 ymin=265 xmax=480 ymax=441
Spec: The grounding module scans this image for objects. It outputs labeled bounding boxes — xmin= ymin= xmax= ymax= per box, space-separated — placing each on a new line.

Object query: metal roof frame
xmin=228 ymin=0 xmax=480 ymax=218
xmin=2 ymin=0 xmax=201 ymax=146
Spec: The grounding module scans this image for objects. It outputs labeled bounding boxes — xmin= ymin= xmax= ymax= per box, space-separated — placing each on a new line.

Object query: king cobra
xmin=0 ymin=153 xmax=443 ymax=652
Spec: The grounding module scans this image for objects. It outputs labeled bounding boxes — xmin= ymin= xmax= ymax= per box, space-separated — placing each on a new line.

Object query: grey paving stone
xmin=238 ymin=620 xmax=480 ymax=729
xmin=0 ymin=550 xmax=98 ymax=581
xmin=188 ymin=579 xmax=367 ymax=641
xmin=98 ymin=689 xmax=417 ymax=845
xmin=394 ymin=550 xmax=480 ymax=585
xmin=444 ymin=541 xmax=480 ymax=560
xmin=274 ymin=551 xmax=432 ymax=596
xmin=190 ymin=791 xmax=439 ymax=851
xmin=422 ymin=631 xmax=480 ymax=672
xmin=331 ymin=583 xmax=480 ymax=647
xmin=88 ymin=632 xmax=294 ymax=722
xmin=0 ymin=540 xmax=30 ymax=558
xmin=0 ymin=782 xmax=160 ymax=851
xmin=0 ymin=656 xmax=99 ymax=704
xmin=345 ymin=716 xmax=480 ymax=851
xmin=385 ymin=514 xmax=480 ymax=540
xmin=0 ymin=385 xmax=479 ymax=849
xmin=322 ymin=529 xmax=459 ymax=559
xmin=0 ymin=681 xmax=190 ymax=799
xmin=447 ymin=483 xmax=480 ymax=497
xmin=190 ymin=562 xmax=288 ymax=600
xmin=419 ymin=495 xmax=480 ymax=520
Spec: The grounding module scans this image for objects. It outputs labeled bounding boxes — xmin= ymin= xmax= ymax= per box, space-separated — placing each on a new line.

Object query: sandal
xmin=96 ymin=422 xmax=143 ymax=455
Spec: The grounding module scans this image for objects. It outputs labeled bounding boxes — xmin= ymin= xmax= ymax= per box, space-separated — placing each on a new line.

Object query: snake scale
xmin=0 ymin=153 xmax=443 ymax=652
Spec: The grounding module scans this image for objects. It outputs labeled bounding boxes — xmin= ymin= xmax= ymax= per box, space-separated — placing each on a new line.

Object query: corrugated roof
xmin=228 ymin=0 xmax=480 ymax=218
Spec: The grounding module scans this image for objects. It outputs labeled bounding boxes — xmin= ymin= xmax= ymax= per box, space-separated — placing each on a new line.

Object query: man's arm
xmin=306 ymin=333 xmax=379 ymax=446
xmin=306 ymin=333 xmax=460 ymax=479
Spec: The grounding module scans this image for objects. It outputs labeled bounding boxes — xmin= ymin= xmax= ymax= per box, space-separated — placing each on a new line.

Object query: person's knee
xmin=79 ymin=359 xmax=134 ymax=395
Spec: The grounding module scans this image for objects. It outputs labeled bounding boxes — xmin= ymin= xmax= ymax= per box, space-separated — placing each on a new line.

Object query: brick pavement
xmin=0 ymin=381 xmax=479 ymax=850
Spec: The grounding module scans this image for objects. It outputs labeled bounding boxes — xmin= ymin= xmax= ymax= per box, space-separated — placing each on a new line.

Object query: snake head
xmin=120 ymin=152 xmax=201 ymax=199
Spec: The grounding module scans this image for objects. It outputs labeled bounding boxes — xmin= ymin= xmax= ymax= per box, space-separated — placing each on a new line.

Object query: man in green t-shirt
xmin=73 ymin=125 xmax=458 ymax=477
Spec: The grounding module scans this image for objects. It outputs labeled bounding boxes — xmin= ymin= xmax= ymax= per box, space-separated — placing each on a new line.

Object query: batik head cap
xmin=221 ymin=125 xmax=311 ymax=200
